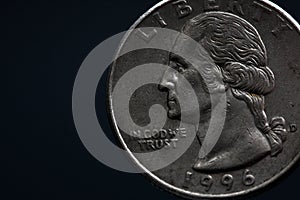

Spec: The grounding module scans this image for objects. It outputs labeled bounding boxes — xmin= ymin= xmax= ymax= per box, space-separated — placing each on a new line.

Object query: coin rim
xmin=108 ymin=0 xmax=300 ymax=198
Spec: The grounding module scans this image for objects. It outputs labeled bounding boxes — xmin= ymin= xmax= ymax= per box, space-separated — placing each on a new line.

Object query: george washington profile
xmin=159 ymin=12 xmax=287 ymax=172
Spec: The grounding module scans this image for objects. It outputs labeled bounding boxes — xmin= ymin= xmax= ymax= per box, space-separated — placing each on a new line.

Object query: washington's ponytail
xmin=183 ymin=12 xmax=287 ymax=156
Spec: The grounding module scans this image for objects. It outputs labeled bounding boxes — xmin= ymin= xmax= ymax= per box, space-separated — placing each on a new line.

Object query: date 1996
xmin=183 ymin=169 xmax=255 ymax=191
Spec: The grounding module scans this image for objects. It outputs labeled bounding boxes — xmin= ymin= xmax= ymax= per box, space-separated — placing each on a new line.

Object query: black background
xmin=4 ymin=0 xmax=300 ymax=199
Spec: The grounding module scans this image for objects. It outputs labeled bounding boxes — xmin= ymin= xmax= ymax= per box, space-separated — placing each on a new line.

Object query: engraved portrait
xmin=159 ymin=12 xmax=287 ymax=171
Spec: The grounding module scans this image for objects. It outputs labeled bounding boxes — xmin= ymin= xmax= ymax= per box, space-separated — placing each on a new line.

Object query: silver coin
xmin=108 ymin=0 xmax=300 ymax=198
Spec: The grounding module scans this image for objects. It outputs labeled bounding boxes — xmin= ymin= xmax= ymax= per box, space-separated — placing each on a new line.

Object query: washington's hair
xmin=182 ymin=12 xmax=286 ymax=156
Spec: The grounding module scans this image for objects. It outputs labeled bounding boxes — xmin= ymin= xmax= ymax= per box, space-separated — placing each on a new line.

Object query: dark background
xmin=4 ymin=0 xmax=300 ymax=199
